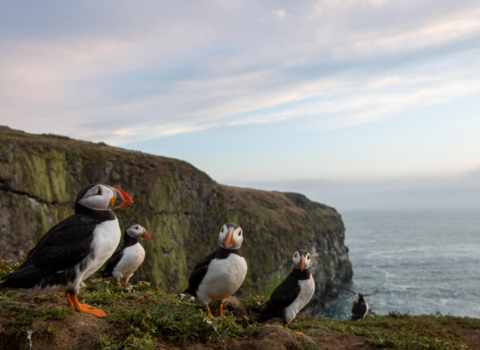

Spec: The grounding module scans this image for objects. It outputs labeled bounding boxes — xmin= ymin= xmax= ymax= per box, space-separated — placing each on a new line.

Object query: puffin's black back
xmin=0 ymin=215 xmax=99 ymax=291
xmin=100 ymin=229 xmax=140 ymax=278
xmin=351 ymin=297 xmax=368 ymax=320
xmin=0 ymin=186 xmax=115 ymax=293
xmin=253 ymin=267 xmax=311 ymax=323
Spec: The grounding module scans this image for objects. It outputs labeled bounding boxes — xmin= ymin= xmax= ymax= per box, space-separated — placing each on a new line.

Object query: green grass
xmin=0 ymin=272 xmax=252 ymax=347
xmin=291 ymin=312 xmax=480 ymax=350
xmin=1 ymin=257 xmax=480 ymax=349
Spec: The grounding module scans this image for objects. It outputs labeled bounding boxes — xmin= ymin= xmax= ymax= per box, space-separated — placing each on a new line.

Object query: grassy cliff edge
xmin=0 ymin=126 xmax=352 ymax=314
xmin=0 ymin=260 xmax=478 ymax=350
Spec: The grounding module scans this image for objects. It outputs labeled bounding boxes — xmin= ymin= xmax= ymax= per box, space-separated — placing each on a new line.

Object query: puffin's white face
xmin=77 ymin=185 xmax=116 ymax=210
xmin=76 ymin=184 xmax=133 ymax=211
xmin=126 ymin=224 xmax=150 ymax=240
xmin=218 ymin=224 xmax=243 ymax=250
xmin=292 ymin=250 xmax=311 ymax=271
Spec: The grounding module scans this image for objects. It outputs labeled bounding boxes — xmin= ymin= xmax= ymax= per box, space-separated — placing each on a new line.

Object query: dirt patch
xmin=223 ymin=297 xmax=248 ymax=318
xmin=313 ymin=333 xmax=354 ymax=350
xmin=0 ymin=310 xmax=20 ymax=324
xmin=227 ymin=339 xmax=260 ymax=350
xmin=216 ymin=328 xmax=376 ymax=350
xmin=462 ymin=329 xmax=480 ymax=349
xmin=328 ymin=332 xmax=377 ymax=350
xmin=155 ymin=344 xmax=207 ymax=350
xmin=254 ymin=326 xmax=304 ymax=350
xmin=0 ymin=312 xmax=108 ymax=350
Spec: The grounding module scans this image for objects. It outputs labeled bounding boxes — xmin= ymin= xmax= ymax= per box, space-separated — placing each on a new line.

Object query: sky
xmin=1 ymin=0 xmax=480 ymax=210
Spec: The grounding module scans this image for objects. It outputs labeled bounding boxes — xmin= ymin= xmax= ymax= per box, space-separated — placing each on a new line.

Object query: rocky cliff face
xmin=0 ymin=126 xmax=352 ymax=314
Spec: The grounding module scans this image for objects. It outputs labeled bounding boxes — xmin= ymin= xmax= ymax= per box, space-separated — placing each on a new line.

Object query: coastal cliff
xmin=0 ymin=126 xmax=352 ymax=313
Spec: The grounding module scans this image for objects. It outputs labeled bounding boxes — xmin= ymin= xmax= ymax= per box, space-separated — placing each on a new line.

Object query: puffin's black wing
xmin=253 ymin=272 xmax=301 ymax=323
xmin=183 ymin=248 xmax=219 ymax=297
xmin=1 ymin=215 xmax=96 ymax=281
xmin=351 ymin=301 xmax=367 ymax=321
xmin=100 ymin=250 xmax=124 ymax=278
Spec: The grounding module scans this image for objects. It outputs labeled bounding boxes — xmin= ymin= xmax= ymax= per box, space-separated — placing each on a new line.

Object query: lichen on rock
xmin=0 ymin=126 xmax=352 ymax=314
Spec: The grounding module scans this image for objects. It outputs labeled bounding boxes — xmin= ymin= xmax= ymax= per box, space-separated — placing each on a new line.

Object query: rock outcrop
xmin=0 ymin=126 xmax=352 ymax=314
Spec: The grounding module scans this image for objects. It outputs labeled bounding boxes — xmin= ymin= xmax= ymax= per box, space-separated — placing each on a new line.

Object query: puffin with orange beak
xmin=0 ymin=183 xmax=133 ymax=318
xmin=99 ymin=224 xmax=150 ymax=288
xmin=183 ymin=223 xmax=247 ymax=318
xmin=252 ymin=250 xmax=315 ymax=333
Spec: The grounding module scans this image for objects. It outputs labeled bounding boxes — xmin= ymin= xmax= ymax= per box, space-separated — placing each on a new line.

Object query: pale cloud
xmin=223 ymin=66 xmax=480 ymax=131
xmin=273 ymin=9 xmax=286 ymax=19
xmin=1 ymin=0 xmax=480 ymax=145
xmin=230 ymin=113 xmax=298 ymax=126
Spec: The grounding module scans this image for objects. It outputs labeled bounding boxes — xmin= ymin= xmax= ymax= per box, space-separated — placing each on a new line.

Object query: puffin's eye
xmin=96 ymin=188 xmax=102 ymax=195
xmin=136 ymin=226 xmax=139 ymax=230
xmin=307 ymin=255 xmax=310 ymax=260
xmin=238 ymin=231 xmax=242 ymax=236
xmin=295 ymin=253 xmax=298 ymax=258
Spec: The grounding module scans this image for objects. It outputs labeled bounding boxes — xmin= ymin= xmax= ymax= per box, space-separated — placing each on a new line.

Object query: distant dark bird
xmin=348 ymin=289 xmax=377 ymax=320
xmin=0 ymin=184 xmax=133 ymax=318
xmin=99 ymin=224 xmax=150 ymax=288
xmin=183 ymin=223 xmax=247 ymax=318
xmin=252 ymin=250 xmax=315 ymax=334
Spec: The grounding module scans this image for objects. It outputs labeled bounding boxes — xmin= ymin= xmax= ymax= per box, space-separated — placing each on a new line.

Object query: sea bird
xmin=0 ymin=184 xmax=133 ymax=318
xmin=183 ymin=223 xmax=247 ymax=318
xmin=252 ymin=250 xmax=315 ymax=334
xmin=99 ymin=224 xmax=150 ymax=288
xmin=348 ymin=289 xmax=377 ymax=320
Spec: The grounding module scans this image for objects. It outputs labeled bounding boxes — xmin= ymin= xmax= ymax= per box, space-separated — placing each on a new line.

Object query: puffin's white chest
xmin=197 ymin=254 xmax=247 ymax=305
xmin=284 ymin=274 xmax=315 ymax=323
xmin=363 ymin=302 xmax=369 ymax=319
xmin=82 ymin=219 xmax=121 ymax=279
xmin=113 ymin=243 xmax=145 ymax=279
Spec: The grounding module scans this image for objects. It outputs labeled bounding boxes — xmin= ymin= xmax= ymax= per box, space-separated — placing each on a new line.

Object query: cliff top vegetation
xmin=1 ymin=258 xmax=479 ymax=350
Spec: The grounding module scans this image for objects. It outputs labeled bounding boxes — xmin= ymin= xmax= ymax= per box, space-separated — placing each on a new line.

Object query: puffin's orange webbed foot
xmin=69 ymin=294 xmax=107 ymax=318
xmin=79 ymin=307 xmax=107 ymax=318
xmin=294 ymin=332 xmax=304 ymax=335
xmin=65 ymin=293 xmax=96 ymax=309
xmin=206 ymin=306 xmax=215 ymax=318
xmin=66 ymin=293 xmax=96 ymax=309
xmin=219 ymin=304 xmax=223 ymax=318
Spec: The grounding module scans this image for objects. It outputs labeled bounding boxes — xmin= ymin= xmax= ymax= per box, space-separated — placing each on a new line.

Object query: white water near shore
xmin=319 ymin=210 xmax=480 ymax=320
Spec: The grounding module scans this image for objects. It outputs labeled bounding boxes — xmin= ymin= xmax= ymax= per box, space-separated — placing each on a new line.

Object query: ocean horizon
xmin=319 ymin=209 xmax=480 ymax=320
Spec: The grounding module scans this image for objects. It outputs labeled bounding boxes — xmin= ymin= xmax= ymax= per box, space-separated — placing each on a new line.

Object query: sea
xmin=319 ymin=210 xmax=480 ymax=320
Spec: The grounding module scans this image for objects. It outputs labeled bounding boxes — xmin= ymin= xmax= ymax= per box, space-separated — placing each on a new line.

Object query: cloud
xmin=1 ymin=0 xmax=480 ymax=144
xmin=272 ymin=9 xmax=286 ymax=19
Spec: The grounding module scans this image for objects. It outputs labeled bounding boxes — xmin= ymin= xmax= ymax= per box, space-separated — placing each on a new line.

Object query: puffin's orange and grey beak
xmin=112 ymin=188 xmax=133 ymax=209
xmin=224 ymin=229 xmax=233 ymax=249
xmin=300 ymin=256 xmax=305 ymax=271
xmin=140 ymin=228 xmax=150 ymax=240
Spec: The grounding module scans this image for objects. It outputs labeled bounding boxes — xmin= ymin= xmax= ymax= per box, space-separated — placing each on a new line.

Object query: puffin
xmin=0 ymin=183 xmax=133 ymax=318
xmin=183 ymin=223 xmax=247 ymax=318
xmin=348 ymin=289 xmax=377 ymax=320
xmin=99 ymin=223 xmax=150 ymax=288
xmin=252 ymin=250 xmax=315 ymax=333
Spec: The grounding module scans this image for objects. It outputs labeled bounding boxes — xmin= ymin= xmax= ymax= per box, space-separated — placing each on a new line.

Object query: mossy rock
xmin=0 ymin=127 xmax=352 ymax=314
